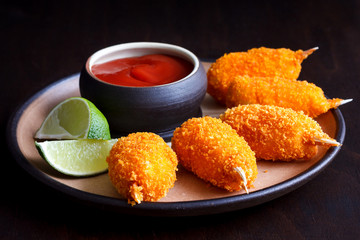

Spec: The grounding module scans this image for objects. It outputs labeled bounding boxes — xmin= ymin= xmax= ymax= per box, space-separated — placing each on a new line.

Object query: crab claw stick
xmin=337 ymin=99 xmax=353 ymax=106
xmin=220 ymin=104 xmax=339 ymax=161
xmin=171 ymin=116 xmax=257 ymax=192
xmin=234 ymin=167 xmax=249 ymax=194
xmin=226 ymin=75 xmax=346 ymax=117
xmin=106 ymin=132 xmax=178 ymax=205
xmin=314 ymin=137 xmax=341 ymax=146
xmin=302 ymin=47 xmax=319 ymax=58
xmin=207 ymin=47 xmax=316 ymax=104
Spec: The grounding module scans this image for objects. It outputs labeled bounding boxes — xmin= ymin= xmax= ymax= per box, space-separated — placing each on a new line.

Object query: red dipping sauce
xmin=91 ymin=54 xmax=194 ymax=87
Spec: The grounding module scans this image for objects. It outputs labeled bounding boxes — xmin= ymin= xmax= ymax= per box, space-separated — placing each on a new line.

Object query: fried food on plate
xmin=171 ymin=116 xmax=257 ymax=193
xmin=226 ymin=75 xmax=346 ymax=117
xmin=220 ymin=104 xmax=340 ymax=161
xmin=107 ymin=132 xmax=178 ymax=205
xmin=207 ymin=47 xmax=316 ymax=104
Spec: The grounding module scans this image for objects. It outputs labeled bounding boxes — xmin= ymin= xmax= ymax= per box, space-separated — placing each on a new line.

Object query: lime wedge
xmin=35 ymin=97 xmax=111 ymax=140
xmin=35 ymin=139 xmax=117 ymax=176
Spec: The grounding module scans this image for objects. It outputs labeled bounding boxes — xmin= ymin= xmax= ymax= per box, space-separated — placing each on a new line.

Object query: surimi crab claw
xmin=314 ymin=137 xmax=341 ymax=147
xmin=302 ymin=47 xmax=319 ymax=58
xmin=235 ymin=167 xmax=249 ymax=194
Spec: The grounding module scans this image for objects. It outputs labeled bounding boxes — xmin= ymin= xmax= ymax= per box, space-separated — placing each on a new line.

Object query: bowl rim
xmin=84 ymin=42 xmax=201 ymax=89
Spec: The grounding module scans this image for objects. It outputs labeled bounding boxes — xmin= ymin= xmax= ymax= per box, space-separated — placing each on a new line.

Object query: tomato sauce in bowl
xmin=91 ymin=54 xmax=193 ymax=87
xmin=80 ymin=42 xmax=206 ymax=140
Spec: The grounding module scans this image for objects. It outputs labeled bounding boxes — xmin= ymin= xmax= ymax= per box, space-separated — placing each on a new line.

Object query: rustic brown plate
xmin=7 ymin=62 xmax=346 ymax=216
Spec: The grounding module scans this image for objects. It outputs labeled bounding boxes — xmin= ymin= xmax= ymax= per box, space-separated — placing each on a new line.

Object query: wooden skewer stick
xmin=314 ymin=137 xmax=341 ymax=146
xmin=234 ymin=167 xmax=249 ymax=194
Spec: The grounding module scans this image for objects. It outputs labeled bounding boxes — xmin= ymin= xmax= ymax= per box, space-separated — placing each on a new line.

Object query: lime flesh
xmin=35 ymin=139 xmax=117 ymax=176
xmin=34 ymin=97 xmax=111 ymax=140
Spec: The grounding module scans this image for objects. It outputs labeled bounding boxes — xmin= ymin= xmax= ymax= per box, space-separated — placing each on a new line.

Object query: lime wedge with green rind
xmin=34 ymin=97 xmax=111 ymax=140
xmin=35 ymin=139 xmax=117 ymax=176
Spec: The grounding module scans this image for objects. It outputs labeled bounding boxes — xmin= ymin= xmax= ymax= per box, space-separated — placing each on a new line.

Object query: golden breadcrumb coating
xmin=207 ymin=47 xmax=315 ymax=104
xmin=107 ymin=132 xmax=178 ymax=205
xmin=220 ymin=104 xmax=335 ymax=161
xmin=226 ymin=75 xmax=342 ymax=117
xmin=171 ymin=116 xmax=257 ymax=192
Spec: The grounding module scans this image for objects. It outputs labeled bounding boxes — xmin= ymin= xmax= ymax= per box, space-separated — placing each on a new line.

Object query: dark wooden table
xmin=2 ymin=1 xmax=359 ymax=239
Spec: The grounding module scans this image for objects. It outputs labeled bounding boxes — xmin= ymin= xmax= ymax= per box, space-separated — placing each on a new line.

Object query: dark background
xmin=2 ymin=0 xmax=359 ymax=239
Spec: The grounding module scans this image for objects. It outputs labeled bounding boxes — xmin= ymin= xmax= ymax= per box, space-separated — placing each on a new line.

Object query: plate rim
xmin=6 ymin=73 xmax=346 ymax=217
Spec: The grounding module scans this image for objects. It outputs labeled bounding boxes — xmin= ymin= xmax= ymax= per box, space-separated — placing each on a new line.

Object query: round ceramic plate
xmin=7 ymin=62 xmax=346 ymax=216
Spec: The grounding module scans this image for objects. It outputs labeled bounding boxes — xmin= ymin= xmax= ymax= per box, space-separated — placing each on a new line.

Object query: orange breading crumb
xmin=106 ymin=132 xmax=178 ymax=204
xmin=207 ymin=47 xmax=315 ymax=104
xmin=220 ymin=104 xmax=335 ymax=161
xmin=226 ymin=75 xmax=342 ymax=117
xmin=171 ymin=116 xmax=257 ymax=192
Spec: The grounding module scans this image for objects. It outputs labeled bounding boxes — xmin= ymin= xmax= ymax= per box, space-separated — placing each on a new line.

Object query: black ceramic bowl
xmin=79 ymin=42 xmax=207 ymax=140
